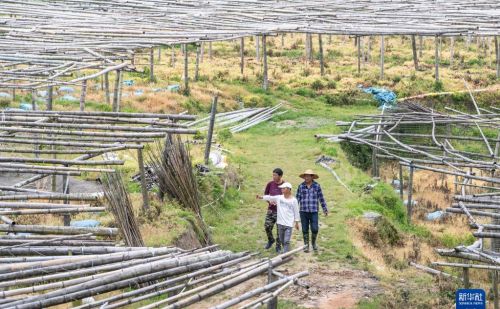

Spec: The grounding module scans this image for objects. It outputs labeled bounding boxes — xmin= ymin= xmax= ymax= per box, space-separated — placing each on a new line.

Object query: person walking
xmin=257 ymin=182 xmax=300 ymax=253
xmin=263 ymin=168 xmax=284 ymax=252
xmin=296 ymin=169 xmax=328 ymax=252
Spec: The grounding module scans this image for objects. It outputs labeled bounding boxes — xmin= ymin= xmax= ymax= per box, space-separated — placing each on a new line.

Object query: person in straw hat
xmin=296 ymin=169 xmax=328 ymax=252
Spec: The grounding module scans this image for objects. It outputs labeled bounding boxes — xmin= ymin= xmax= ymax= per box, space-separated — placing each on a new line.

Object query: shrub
xmin=310 ymin=79 xmax=324 ymax=91
xmin=0 ymin=98 xmax=10 ymax=108
xmin=217 ymin=128 xmax=233 ymax=142
xmin=433 ymin=80 xmax=444 ymax=92
xmin=326 ymin=80 xmax=337 ymax=89
xmin=340 ymin=141 xmax=372 ymax=170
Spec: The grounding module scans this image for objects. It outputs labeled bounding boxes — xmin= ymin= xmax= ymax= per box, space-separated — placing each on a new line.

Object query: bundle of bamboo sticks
xmin=102 ymin=172 xmax=145 ymax=247
xmin=147 ymin=137 xmax=212 ymax=245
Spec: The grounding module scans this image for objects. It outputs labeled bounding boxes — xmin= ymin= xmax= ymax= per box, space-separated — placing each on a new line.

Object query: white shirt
xmin=263 ymin=195 xmax=300 ymax=227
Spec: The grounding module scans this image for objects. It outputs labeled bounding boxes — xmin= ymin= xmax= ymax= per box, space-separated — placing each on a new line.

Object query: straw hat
xmin=299 ymin=169 xmax=319 ymax=179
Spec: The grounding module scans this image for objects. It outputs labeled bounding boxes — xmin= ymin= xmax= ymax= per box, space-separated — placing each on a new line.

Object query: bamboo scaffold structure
xmin=0 ymin=0 xmax=497 ymax=90
xmin=330 ymin=101 xmax=500 ymax=303
xmin=0 ymin=109 xmax=196 ymax=238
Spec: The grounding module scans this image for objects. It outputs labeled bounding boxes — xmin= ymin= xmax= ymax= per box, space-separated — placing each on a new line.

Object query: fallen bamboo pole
xmin=0 ymin=224 xmax=118 ymax=236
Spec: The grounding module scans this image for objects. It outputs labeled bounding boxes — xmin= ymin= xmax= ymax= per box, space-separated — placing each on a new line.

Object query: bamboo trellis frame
xmin=332 ymin=100 xmax=500 ymax=304
xmin=0 ymin=0 xmax=497 ymax=89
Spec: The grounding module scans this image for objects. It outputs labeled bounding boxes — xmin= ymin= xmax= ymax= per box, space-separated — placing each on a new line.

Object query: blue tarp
xmin=0 ymin=92 xmax=12 ymax=99
xmin=61 ymin=94 xmax=78 ymax=101
xmin=123 ymin=80 xmax=134 ymax=86
xmin=71 ymin=219 xmax=101 ymax=228
xmin=359 ymin=86 xmax=397 ymax=109
xmin=19 ymin=103 xmax=33 ymax=110
xmin=59 ymin=86 xmax=75 ymax=93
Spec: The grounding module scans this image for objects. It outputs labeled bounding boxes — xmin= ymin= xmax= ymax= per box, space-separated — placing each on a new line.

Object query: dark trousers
xmin=300 ymin=211 xmax=319 ymax=235
xmin=264 ymin=210 xmax=281 ymax=247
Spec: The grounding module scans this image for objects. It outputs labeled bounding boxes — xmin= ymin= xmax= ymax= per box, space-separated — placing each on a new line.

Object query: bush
xmin=326 ymin=80 xmax=337 ymax=89
xmin=340 ymin=141 xmax=372 ymax=170
xmin=217 ymin=128 xmax=233 ymax=142
xmin=0 ymin=98 xmax=10 ymax=108
xmin=310 ymin=79 xmax=324 ymax=91
xmin=433 ymin=80 xmax=444 ymax=92
xmin=323 ymin=91 xmax=357 ymax=106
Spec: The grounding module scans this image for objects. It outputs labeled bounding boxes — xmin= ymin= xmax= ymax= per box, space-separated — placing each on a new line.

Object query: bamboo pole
xmin=411 ymin=34 xmax=419 ymax=70
xmin=112 ymin=69 xmax=120 ymax=112
xmin=379 ymin=35 xmax=384 ymax=79
xmin=184 ymin=43 xmax=189 ymax=93
xmin=150 ymin=47 xmax=155 ymax=82
xmin=204 ymin=95 xmax=218 ymax=165
xmin=435 ymin=35 xmax=440 ymax=82
xmin=319 ymin=34 xmax=324 ymax=76
xmin=79 ymin=79 xmax=87 ymax=111
xmin=195 ymin=44 xmax=200 ymax=81
xmin=0 ymin=224 xmax=118 ymax=236
xmin=137 ymin=148 xmax=150 ymax=211
xmin=262 ymin=35 xmax=268 ymax=90
xmin=240 ymin=37 xmax=244 ymax=75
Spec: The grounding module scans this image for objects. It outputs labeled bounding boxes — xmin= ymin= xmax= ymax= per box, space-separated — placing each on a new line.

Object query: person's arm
xmin=293 ymin=199 xmax=300 ymax=230
xmin=295 ymin=185 xmax=301 ymax=204
xmin=256 ymin=195 xmax=280 ymax=203
xmin=317 ymin=184 xmax=328 ymax=215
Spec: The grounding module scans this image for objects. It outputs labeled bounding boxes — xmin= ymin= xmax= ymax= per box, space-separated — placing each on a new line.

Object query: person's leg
xmin=277 ymin=224 xmax=285 ymax=254
xmin=275 ymin=217 xmax=281 ymax=252
xmin=264 ymin=211 xmax=275 ymax=249
xmin=311 ymin=212 xmax=319 ymax=251
xmin=282 ymin=226 xmax=292 ymax=253
xmin=300 ymin=211 xmax=310 ymax=252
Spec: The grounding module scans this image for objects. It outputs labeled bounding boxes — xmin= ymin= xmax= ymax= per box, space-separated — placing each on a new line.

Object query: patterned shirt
xmin=296 ymin=181 xmax=328 ymax=213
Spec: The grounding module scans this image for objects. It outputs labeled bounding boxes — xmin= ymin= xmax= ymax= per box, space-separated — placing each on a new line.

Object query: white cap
xmin=278 ymin=182 xmax=292 ymax=189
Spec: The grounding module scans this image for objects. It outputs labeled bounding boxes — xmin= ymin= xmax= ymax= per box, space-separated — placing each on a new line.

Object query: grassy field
xmin=5 ymin=34 xmax=499 ymax=308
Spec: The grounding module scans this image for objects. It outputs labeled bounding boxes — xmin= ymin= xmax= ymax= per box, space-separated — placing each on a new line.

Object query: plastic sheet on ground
xmin=70 ymin=219 xmax=101 ymax=228
xmin=358 ymin=86 xmax=397 ymax=109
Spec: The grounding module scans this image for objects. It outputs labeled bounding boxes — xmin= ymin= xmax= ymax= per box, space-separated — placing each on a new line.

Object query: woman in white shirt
xmin=257 ymin=182 xmax=300 ymax=253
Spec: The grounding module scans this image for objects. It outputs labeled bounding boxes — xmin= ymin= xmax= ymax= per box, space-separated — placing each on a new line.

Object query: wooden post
xmin=463 ymin=267 xmax=470 ymax=289
xmin=62 ymin=170 xmax=70 ymax=226
xmin=204 ymin=96 xmax=218 ymax=165
xmin=307 ymin=33 xmax=313 ymax=62
xmin=117 ymin=69 xmax=123 ymax=110
xmin=47 ymin=86 xmax=53 ymax=111
xmin=435 ymin=35 xmax=440 ymax=82
xmin=281 ymin=34 xmax=284 ymax=49
xmin=104 ymin=72 xmax=110 ymax=105
xmin=411 ymin=35 xmax=418 ymax=70
xmin=240 ymin=37 xmax=244 ymax=75
xmin=31 ymin=89 xmax=36 ymax=111
xmin=267 ymin=259 xmax=277 ymax=309
xmin=318 ymin=34 xmax=324 ymax=76
xmin=380 ymin=35 xmax=384 ymax=79
xmin=495 ymin=36 xmax=499 ymax=79
xmin=194 ymin=45 xmax=200 ymax=81
xmin=357 ymin=35 xmax=361 ymax=74
xmin=419 ymin=36 xmax=423 ymax=57
xmin=79 ymin=80 xmax=87 ymax=112
xmin=262 ymin=35 xmax=269 ymax=90
xmin=493 ymin=271 xmax=499 ymax=309
xmin=112 ymin=70 xmax=120 ymax=112
xmin=399 ymin=164 xmax=404 ymax=200
xmin=304 ymin=33 xmax=309 ymax=62
xmin=255 ymin=35 xmax=260 ymax=62
xmin=367 ymin=36 xmax=372 ymax=62
xmin=407 ymin=164 xmax=414 ymax=223
xmin=328 ymin=34 xmax=332 ymax=44
xmin=131 ymin=51 xmax=135 ymax=66
xmin=183 ymin=43 xmax=189 ymax=93
xmin=450 ymin=36 xmax=455 ymax=67
xmin=200 ymin=42 xmax=204 ymax=63
xmin=137 ymin=148 xmax=149 ymax=211
xmin=209 ymin=42 xmax=212 ymax=59
xmin=149 ymin=47 xmax=155 ymax=82
xmin=157 ymin=46 xmax=161 ymax=63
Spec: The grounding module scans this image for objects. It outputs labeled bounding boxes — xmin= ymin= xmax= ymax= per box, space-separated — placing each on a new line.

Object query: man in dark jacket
xmin=263 ymin=168 xmax=284 ymax=252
